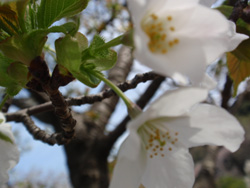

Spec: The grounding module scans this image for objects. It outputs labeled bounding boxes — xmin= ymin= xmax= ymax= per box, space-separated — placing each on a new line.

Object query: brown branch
xmin=229 ymin=0 xmax=248 ymax=22
xmin=17 ymin=113 xmax=71 ymax=145
xmin=44 ymin=86 xmax=76 ymax=139
xmin=27 ymin=56 xmax=76 ymax=140
xmin=4 ymin=71 xmax=159 ymax=145
xmin=6 ymin=71 xmax=159 ymax=122
xmin=221 ymin=75 xmax=233 ymax=109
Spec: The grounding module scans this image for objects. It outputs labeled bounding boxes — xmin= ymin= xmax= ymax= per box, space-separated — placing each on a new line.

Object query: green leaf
xmin=73 ymin=70 xmax=101 ymax=87
xmin=0 ymin=2 xmax=20 ymax=36
xmin=7 ymin=61 xmax=29 ymax=86
xmin=85 ymin=49 xmax=117 ymax=71
xmin=55 ymin=33 xmax=100 ymax=87
xmin=82 ymin=35 xmax=117 ymax=71
xmin=0 ymin=23 xmax=77 ymax=65
xmin=227 ymin=39 xmax=250 ymax=96
xmin=231 ymin=38 xmax=250 ymax=62
xmin=0 ymin=0 xmax=29 ymax=36
xmin=47 ymin=22 xmax=78 ymax=35
xmin=37 ymin=0 xmax=89 ymax=29
xmin=216 ymin=5 xmax=233 ymax=19
xmin=75 ymin=32 xmax=88 ymax=51
xmin=55 ymin=34 xmax=82 ymax=70
xmin=0 ymin=31 xmax=47 ymax=65
xmin=216 ymin=176 xmax=247 ymax=188
xmin=15 ymin=0 xmax=29 ymax=33
xmin=0 ymin=53 xmax=24 ymax=96
xmin=0 ymin=130 xmax=13 ymax=144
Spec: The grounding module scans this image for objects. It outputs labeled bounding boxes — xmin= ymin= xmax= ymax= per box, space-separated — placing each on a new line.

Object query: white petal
xmin=0 ymin=123 xmax=19 ymax=185
xmin=148 ymin=87 xmax=208 ymax=117
xmin=109 ymin=137 xmax=146 ymax=188
xmin=0 ymin=113 xmax=6 ymax=122
xmin=133 ymin=27 xmax=207 ymax=83
xmin=176 ymin=6 xmax=248 ymax=64
xmin=176 ymin=5 xmax=229 ymax=63
xmin=119 ymin=130 xmax=142 ymax=160
xmin=226 ymin=21 xmax=249 ymax=52
xmin=127 ymin=0 xmax=146 ymax=23
xmin=165 ymin=104 xmax=245 ymax=152
xmin=127 ymin=87 xmax=208 ymax=130
xmin=199 ymin=74 xmax=217 ymax=90
xmin=141 ymin=148 xmax=195 ymax=188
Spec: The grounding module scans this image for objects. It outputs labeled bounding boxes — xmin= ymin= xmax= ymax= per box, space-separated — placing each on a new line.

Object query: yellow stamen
xmin=151 ymin=14 xmax=158 ymax=20
xmin=167 ymin=16 xmax=172 ymax=21
xmin=170 ymin=26 xmax=175 ymax=31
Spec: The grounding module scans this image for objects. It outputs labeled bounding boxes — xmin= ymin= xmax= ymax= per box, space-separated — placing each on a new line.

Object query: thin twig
xmin=20 ymin=113 xmax=71 ymax=145
xmin=6 ymin=71 xmax=159 ymax=122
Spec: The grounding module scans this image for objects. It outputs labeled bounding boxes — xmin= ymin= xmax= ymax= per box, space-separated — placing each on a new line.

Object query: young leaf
xmin=0 ymin=53 xmax=23 ymax=96
xmin=55 ymin=34 xmax=82 ymax=71
xmin=15 ymin=0 xmax=29 ymax=33
xmin=47 ymin=22 xmax=78 ymax=35
xmin=37 ymin=0 xmax=89 ymax=29
xmin=55 ymin=33 xmax=100 ymax=87
xmin=0 ymin=31 xmax=47 ymax=65
xmin=0 ymin=2 xmax=19 ymax=36
xmin=227 ymin=39 xmax=250 ymax=95
xmin=7 ymin=61 xmax=29 ymax=86
xmin=0 ymin=23 xmax=77 ymax=65
xmin=82 ymin=35 xmax=117 ymax=71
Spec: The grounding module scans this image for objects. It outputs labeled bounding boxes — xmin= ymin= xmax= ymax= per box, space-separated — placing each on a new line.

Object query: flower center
xmin=138 ymin=121 xmax=179 ymax=159
xmin=141 ymin=13 xmax=180 ymax=54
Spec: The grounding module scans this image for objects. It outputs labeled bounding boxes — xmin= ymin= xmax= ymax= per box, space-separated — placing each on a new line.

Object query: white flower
xmin=0 ymin=113 xmax=19 ymax=186
xmin=109 ymin=87 xmax=244 ymax=188
xmin=128 ymin=0 xmax=248 ymax=83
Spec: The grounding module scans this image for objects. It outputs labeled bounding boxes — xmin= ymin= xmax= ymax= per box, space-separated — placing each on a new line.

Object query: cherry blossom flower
xmin=0 ymin=113 xmax=19 ymax=186
xmin=109 ymin=87 xmax=244 ymax=188
xmin=128 ymin=0 xmax=248 ymax=83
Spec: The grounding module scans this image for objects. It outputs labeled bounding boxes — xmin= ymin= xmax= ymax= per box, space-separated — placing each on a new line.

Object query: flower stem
xmin=94 ymin=35 xmax=124 ymax=52
xmin=91 ymin=71 xmax=135 ymax=110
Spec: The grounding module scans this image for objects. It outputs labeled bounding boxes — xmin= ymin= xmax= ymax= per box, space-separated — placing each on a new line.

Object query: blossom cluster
xmin=109 ymin=0 xmax=248 ymax=188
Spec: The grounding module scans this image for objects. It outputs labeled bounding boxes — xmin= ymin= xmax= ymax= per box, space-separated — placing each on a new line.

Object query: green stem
xmin=94 ymin=35 xmax=124 ymax=52
xmin=0 ymin=94 xmax=9 ymax=110
xmin=92 ymin=71 xmax=133 ymax=109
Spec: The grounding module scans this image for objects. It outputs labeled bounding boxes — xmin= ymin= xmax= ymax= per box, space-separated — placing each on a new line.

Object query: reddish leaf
xmin=227 ymin=52 xmax=250 ymax=95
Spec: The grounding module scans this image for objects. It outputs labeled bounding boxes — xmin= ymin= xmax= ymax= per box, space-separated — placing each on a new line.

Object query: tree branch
xmin=221 ymin=75 xmax=233 ymax=109
xmin=6 ymin=71 xmax=159 ymax=122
